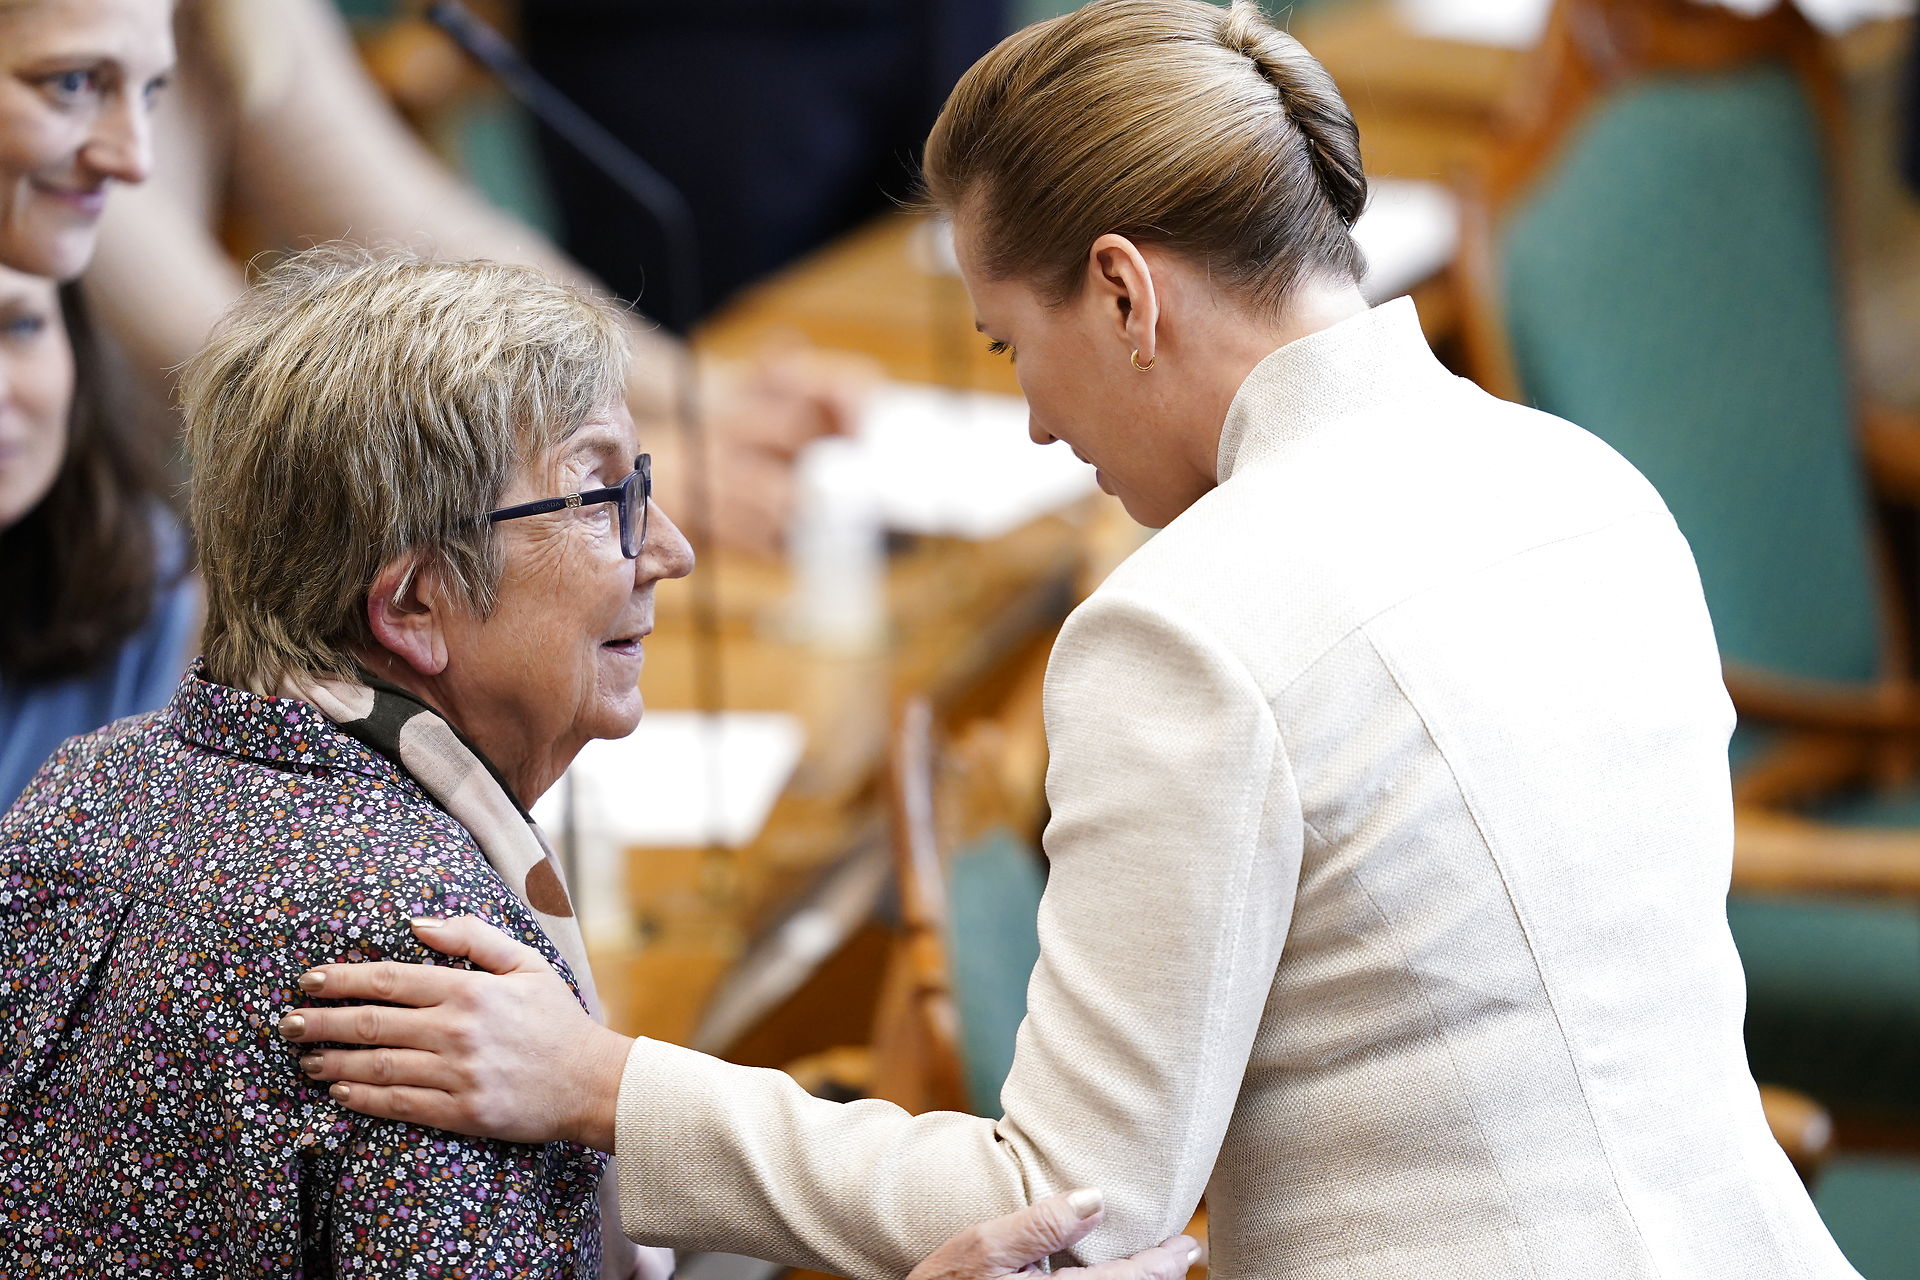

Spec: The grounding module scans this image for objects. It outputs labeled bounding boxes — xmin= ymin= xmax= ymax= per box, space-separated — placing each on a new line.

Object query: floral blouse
xmin=0 ymin=666 xmax=606 ymax=1276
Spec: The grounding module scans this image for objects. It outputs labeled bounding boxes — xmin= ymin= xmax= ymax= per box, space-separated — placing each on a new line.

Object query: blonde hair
xmin=924 ymin=0 xmax=1366 ymax=312
xmin=181 ymin=245 xmax=630 ymax=687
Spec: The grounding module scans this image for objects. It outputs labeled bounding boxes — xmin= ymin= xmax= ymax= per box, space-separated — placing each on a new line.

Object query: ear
xmin=366 ymin=556 xmax=450 ymax=678
xmin=1085 ymin=234 xmax=1160 ymax=367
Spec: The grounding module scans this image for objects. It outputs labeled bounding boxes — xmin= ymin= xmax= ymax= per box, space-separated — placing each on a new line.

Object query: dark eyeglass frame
xmin=486 ymin=453 xmax=651 ymax=558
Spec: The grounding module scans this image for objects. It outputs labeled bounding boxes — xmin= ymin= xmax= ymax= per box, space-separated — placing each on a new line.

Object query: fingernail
xmin=299 ymin=1055 xmax=323 ymax=1077
xmin=1067 ymin=1188 xmax=1102 ymax=1219
xmin=296 ymin=971 xmax=326 ymax=993
xmin=1187 ymin=1246 xmax=1203 ymax=1266
xmin=330 ymin=1083 xmax=351 ymax=1103
xmin=276 ymin=1014 xmax=305 ymax=1039
xmin=409 ymin=916 xmax=444 ymax=930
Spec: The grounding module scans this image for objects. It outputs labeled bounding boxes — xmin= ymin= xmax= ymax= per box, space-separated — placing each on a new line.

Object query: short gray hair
xmin=181 ymin=244 xmax=631 ymax=687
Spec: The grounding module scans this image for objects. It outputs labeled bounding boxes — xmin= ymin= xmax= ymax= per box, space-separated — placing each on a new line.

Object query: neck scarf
xmin=278 ymin=672 xmax=600 ymax=1013
xmin=278 ymin=672 xmax=667 ymax=1278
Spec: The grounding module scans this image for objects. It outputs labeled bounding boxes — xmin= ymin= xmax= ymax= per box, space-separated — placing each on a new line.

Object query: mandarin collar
xmin=167 ymin=660 xmax=399 ymax=782
xmin=1215 ymin=296 xmax=1456 ymax=483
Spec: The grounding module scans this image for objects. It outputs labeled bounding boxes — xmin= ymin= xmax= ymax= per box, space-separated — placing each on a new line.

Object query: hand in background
xmin=910 ymin=1191 xmax=1201 ymax=1280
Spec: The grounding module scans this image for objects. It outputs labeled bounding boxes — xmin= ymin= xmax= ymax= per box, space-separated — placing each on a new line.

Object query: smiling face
xmin=422 ymin=404 xmax=694 ymax=806
xmin=956 ymin=211 xmax=1222 ymax=530
xmin=0 ymin=263 xmax=73 ymax=529
xmin=0 ymin=0 xmax=174 ymax=278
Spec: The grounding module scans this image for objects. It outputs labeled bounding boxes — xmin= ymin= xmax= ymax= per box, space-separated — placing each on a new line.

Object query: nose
xmin=1029 ymin=415 xmax=1056 ymax=447
xmin=80 ymin=92 xmax=156 ymax=186
xmin=637 ymin=501 xmax=696 ymax=584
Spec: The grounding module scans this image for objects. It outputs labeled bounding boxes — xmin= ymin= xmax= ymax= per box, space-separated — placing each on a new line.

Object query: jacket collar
xmin=167 ymin=660 xmax=400 ymax=783
xmin=1215 ymin=296 xmax=1457 ymax=483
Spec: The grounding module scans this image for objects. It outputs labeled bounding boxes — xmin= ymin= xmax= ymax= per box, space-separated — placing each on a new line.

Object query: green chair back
xmin=1727 ymin=896 xmax=1920 ymax=1116
xmin=944 ymin=826 xmax=1045 ymax=1117
xmin=1498 ymin=65 xmax=1879 ymax=685
xmin=1813 ymin=1154 xmax=1920 ymax=1278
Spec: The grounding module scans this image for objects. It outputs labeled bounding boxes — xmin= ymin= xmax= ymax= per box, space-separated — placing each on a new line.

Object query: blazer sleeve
xmin=612 ymin=592 xmax=1304 ymax=1277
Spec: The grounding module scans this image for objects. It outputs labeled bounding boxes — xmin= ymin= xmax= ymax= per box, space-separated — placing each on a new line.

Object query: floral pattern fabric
xmin=0 ymin=665 xmax=606 ymax=1277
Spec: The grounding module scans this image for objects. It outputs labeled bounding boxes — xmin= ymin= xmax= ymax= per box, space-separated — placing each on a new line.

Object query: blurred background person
xmin=0 ymin=267 xmax=195 ymax=809
xmin=0 ymin=0 xmax=173 ymax=279
xmin=0 ymin=0 xmax=194 ymax=808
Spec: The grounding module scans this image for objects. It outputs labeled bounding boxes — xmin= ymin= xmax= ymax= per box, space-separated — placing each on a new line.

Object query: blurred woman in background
xmin=0 ymin=0 xmax=192 ymax=807
xmin=0 ymin=270 xmax=195 ymax=809
xmin=0 ymin=0 xmax=172 ymax=279
xmin=0 ymin=266 xmax=196 ymax=807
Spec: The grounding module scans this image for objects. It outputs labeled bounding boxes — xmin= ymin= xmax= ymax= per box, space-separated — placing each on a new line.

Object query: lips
xmin=601 ymin=625 xmax=651 ymax=657
xmin=31 ymin=181 xmax=108 ymax=219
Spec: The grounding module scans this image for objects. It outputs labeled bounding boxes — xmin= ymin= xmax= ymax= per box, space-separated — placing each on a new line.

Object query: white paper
xmin=1784 ymin=0 xmax=1912 ymax=33
xmin=844 ymin=385 xmax=1100 ymax=540
xmin=1394 ymin=0 xmax=1551 ymax=48
xmin=1355 ymin=177 xmax=1461 ymax=304
xmin=1394 ymin=0 xmax=1907 ymax=46
xmin=534 ymin=712 xmax=806 ymax=933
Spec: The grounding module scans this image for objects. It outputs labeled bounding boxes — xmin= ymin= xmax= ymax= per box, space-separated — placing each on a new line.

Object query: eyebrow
xmin=563 ymin=429 xmax=626 ymax=468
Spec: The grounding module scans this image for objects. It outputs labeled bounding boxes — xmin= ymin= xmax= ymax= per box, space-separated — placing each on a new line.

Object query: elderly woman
xmin=290 ymin=3 xmax=1858 ymax=1278
xmin=0 ymin=245 xmax=1190 ymax=1280
xmin=0 ymin=248 xmax=663 ymax=1273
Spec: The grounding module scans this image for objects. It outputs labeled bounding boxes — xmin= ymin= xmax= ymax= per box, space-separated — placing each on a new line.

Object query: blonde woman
xmin=288 ymin=2 xmax=1857 ymax=1276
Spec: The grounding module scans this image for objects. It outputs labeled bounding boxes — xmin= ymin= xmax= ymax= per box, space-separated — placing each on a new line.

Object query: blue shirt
xmin=0 ymin=517 xmax=200 ymax=809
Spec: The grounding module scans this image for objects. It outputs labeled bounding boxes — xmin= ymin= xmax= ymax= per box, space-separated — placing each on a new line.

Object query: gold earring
xmin=1131 ymin=349 xmax=1156 ymax=373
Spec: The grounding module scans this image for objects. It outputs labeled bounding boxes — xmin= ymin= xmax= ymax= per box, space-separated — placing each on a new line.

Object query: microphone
xmin=424 ymin=1 xmax=700 ymax=330
xmin=426 ymin=1 xmax=730 ymax=871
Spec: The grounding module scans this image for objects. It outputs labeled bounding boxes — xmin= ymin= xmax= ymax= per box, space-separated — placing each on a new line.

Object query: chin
xmin=1117 ymin=492 xmax=1174 ymax=530
xmin=3 ymin=218 xmax=98 ymax=283
xmin=585 ymin=690 xmax=647 ymax=743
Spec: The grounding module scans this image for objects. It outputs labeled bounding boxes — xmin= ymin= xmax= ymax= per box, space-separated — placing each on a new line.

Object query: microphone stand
xmin=427 ymin=0 xmax=730 ymax=896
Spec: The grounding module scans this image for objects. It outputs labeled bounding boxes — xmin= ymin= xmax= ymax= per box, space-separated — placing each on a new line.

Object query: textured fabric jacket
xmin=0 ymin=667 xmax=606 ymax=1276
xmin=611 ymin=299 xmax=1858 ymax=1279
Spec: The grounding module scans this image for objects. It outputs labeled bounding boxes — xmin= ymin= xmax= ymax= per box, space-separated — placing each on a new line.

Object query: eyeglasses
xmin=486 ymin=453 xmax=651 ymax=558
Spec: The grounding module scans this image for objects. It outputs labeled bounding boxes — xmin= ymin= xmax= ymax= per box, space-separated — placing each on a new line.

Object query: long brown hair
xmin=924 ymin=0 xmax=1367 ymax=312
xmin=0 ymin=285 xmax=179 ymax=682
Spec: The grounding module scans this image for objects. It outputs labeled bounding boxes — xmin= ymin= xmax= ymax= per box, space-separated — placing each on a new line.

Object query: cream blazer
xmin=611 ymin=299 xmax=1858 ymax=1279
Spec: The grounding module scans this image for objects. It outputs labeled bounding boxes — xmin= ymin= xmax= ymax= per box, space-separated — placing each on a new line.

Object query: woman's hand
xmin=279 ymin=916 xmax=632 ymax=1152
xmin=910 ymin=1191 xmax=1200 ymax=1280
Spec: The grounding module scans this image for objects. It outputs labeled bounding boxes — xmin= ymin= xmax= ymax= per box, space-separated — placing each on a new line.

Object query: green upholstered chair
xmin=944 ymin=827 xmax=1046 ymax=1116
xmin=878 ymin=700 xmax=1048 ymax=1119
xmin=1454 ymin=0 xmax=1920 ymax=1214
xmin=1814 ymin=1154 xmax=1920 ymax=1279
